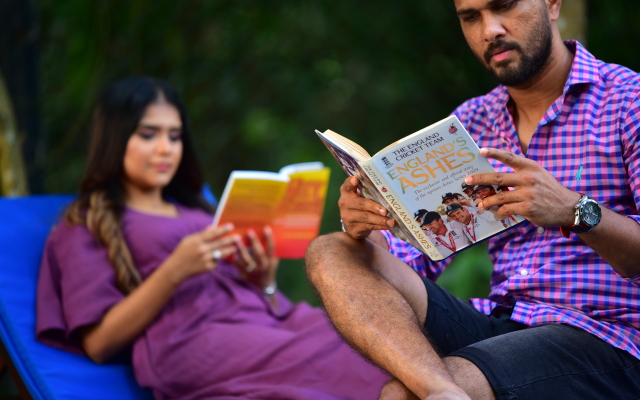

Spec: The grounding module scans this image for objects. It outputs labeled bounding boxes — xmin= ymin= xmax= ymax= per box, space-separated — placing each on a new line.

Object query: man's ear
xmin=547 ymin=0 xmax=562 ymax=22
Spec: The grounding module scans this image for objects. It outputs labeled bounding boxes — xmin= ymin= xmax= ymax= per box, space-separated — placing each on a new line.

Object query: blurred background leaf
xmin=4 ymin=2 xmax=640 ymax=396
xmin=3 ymin=0 xmax=640 ymax=307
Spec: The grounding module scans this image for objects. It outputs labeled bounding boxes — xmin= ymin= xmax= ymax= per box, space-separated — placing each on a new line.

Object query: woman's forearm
xmin=81 ymin=260 xmax=181 ymax=363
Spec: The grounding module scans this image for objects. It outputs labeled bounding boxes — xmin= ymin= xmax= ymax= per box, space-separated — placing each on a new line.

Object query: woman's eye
xmin=169 ymin=130 xmax=183 ymax=141
xmin=137 ymin=130 xmax=155 ymax=140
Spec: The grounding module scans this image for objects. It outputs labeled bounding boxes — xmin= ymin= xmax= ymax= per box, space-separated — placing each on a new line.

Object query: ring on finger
xmin=212 ymin=249 xmax=223 ymax=261
xmin=246 ymin=262 xmax=257 ymax=272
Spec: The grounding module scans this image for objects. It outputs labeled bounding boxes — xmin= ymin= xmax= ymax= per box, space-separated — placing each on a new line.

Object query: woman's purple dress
xmin=36 ymin=205 xmax=388 ymax=400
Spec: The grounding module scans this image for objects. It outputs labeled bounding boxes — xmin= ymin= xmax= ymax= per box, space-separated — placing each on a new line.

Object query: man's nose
xmin=482 ymin=13 xmax=507 ymax=42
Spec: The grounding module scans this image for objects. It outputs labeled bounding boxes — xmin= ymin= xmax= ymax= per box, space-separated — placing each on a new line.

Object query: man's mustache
xmin=484 ymin=40 xmax=521 ymax=64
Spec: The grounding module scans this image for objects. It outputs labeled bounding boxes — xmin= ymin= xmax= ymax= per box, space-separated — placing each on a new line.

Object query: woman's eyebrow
xmin=137 ymin=124 xmax=161 ymax=130
xmin=137 ymin=124 xmax=183 ymax=130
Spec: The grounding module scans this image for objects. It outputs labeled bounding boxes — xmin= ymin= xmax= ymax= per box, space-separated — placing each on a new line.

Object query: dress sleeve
xmin=36 ymin=222 xmax=125 ymax=354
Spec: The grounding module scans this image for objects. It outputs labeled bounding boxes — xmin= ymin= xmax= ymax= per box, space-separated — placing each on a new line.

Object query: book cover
xmin=212 ymin=162 xmax=330 ymax=259
xmin=316 ymin=115 xmax=524 ymax=260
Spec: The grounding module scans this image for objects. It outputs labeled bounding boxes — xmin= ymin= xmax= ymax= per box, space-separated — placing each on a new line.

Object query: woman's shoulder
xmin=46 ymin=203 xmax=93 ymax=242
xmin=47 ymin=219 xmax=93 ymax=244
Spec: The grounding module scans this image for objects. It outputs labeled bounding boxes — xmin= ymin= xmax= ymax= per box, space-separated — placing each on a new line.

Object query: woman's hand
xmin=232 ymin=226 xmax=279 ymax=291
xmin=161 ymin=223 xmax=238 ymax=286
xmin=339 ymin=176 xmax=394 ymax=239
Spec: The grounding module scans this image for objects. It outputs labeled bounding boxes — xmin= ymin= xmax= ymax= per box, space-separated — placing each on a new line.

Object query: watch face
xmin=581 ymin=201 xmax=602 ymax=227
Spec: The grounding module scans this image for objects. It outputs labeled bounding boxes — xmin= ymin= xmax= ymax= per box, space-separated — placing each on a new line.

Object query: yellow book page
xmin=215 ymin=176 xmax=289 ymax=238
xmin=272 ymin=167 xmax=330 ymax=258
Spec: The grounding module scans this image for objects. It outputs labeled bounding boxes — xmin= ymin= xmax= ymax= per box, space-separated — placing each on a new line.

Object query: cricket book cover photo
xmin=316 ymin=115 xmax=524 ymax=261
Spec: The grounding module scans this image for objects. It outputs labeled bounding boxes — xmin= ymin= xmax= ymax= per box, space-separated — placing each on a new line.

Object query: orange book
xmin=212 ymin=162 xmax=330 ymax=259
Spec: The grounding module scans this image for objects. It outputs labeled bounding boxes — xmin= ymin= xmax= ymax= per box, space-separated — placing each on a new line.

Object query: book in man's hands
xmin=316 ymin=115 xmax=524 ymax=261
xmin=212 ymin=162 xmax=330 ymax=259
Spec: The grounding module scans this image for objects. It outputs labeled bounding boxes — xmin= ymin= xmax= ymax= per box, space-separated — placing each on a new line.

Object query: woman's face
xmin=123 ymin=101 xmax=183 ymax=192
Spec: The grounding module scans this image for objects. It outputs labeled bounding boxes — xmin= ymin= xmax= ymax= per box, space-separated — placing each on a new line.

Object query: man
xmin=446 ymin=203 xmax=505 ymax=242
xmin=441 ymin=192 xmax=475 ymax=223
xmin=414 ymin=209 xmax=430 ymax=226
xmin=470 ymin=185 xmax=496 ymax=201
xmin=473 ymin=185 xmax=518 ymax=227
xmin=420 ymin=211 xmax=471 ymax=258
xmin=305 ymin=0 xmax=640 ymax=399
xmin=461 ymin=182 xmax=476 ymax=203
xmin=441 ymin=192 xmax=474 ymax=207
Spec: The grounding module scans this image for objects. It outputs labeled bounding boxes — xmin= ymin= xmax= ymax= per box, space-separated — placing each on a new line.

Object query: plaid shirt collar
xmin=483 ymin=40 xmax=602 ymax=131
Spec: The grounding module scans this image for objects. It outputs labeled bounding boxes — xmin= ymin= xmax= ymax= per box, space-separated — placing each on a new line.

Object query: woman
xmin=36 ymin=76 xmax=388 ymax=400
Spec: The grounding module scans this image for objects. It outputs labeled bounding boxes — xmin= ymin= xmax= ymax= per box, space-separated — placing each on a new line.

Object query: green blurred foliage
xmin=37 ymin=0 xmax=640 ymax=305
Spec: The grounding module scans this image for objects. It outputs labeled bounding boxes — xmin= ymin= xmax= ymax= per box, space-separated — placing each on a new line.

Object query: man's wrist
xmin=560 ymin=193 xmax=602 ymax=238
xmin=562 ymin=192 xmax=583 ymax=226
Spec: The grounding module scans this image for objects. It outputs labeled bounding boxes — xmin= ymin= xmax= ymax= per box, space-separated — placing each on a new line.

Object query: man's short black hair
xmin=445 ymin=203 xmax=463 ymax=215
xmin=441 ymin=192 xmax=457 ymax=202
xmin=414 ymin=209 xmax=429 ymax=220
xmin=420 ymin=211 xmax=442 ymax=226
xmin=473 ymin=184 xmax=494 ymax=193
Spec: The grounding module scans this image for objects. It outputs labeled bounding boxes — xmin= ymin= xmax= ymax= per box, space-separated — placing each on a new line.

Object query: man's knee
xmin=443 ymin=356 xmax=495 ymax=400
xmin=304 ymin=231 xmax=357 ymax=279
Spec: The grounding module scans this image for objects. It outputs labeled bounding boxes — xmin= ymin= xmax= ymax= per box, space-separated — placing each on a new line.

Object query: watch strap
xmin=560 ymin=224 xmax=589 ymax=238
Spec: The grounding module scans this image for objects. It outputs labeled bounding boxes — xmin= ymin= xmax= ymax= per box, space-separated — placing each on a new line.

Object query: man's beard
xmin=481 ymin=17 xmax=553 ymax=88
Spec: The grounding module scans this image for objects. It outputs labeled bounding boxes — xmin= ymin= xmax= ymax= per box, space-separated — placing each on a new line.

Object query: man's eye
xmin=496 ymin=0 xmax=517 ymax=11
xmin=461 ymin=13 xmax=480 ymax=23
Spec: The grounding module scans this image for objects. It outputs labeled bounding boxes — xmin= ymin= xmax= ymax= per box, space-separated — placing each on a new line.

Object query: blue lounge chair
xmin=0 ymin=195 xmax=154 ymax=400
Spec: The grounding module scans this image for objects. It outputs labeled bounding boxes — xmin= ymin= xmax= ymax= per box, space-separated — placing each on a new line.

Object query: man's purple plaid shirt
xmin=382 ymin=41 xmax=640 ymax=360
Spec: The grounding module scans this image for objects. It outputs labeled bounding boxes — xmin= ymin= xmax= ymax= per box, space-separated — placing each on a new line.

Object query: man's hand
xmin=465 ymin=148 xmax=581 ymax=227
xmin=338 ymin=176 xmax=395 ymax=239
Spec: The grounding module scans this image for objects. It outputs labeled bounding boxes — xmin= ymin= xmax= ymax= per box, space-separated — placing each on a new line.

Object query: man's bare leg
xmin=305 ymin=232 xmax=473 ymax=399
xmin=444 ymin=357 xmax=495 ymax=400
xmin=379 ymin=378 xmax=420 ymax=400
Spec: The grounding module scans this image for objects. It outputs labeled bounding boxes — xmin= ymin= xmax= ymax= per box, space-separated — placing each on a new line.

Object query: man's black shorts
xmin=422 ymin=276 xmax=640 ymax=400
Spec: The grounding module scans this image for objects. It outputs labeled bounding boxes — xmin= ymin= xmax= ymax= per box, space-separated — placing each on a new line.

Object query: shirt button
xmin=520 ymin=269 xmax=528 ymax=276
xmin=537 ymin=226 xmax=545 ymax=234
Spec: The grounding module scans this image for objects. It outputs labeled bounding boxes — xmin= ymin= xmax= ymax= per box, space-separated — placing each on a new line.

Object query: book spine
xmin=359 ymin=160 xmax=443 ymax=260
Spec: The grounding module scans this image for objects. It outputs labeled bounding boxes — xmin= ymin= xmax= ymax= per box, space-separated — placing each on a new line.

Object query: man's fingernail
xmin=464 ymin=176 xmax=472 ymax=184
xmin=479 ymin=147 xmax=489 ymax=155
xmin=386 ymin=219 xmax=394 ymax=227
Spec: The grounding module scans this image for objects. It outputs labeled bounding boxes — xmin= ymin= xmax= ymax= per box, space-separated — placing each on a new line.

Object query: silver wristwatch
xmin=560 ymin=194 xmax=602 ymax=238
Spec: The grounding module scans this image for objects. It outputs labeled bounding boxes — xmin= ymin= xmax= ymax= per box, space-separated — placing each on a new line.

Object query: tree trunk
xmin=0 ymin=74 xmax=28 ymax=196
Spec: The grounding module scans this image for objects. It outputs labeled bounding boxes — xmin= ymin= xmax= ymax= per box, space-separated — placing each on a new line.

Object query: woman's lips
xmin=155 ymin=163 xmax=172 ymax=172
